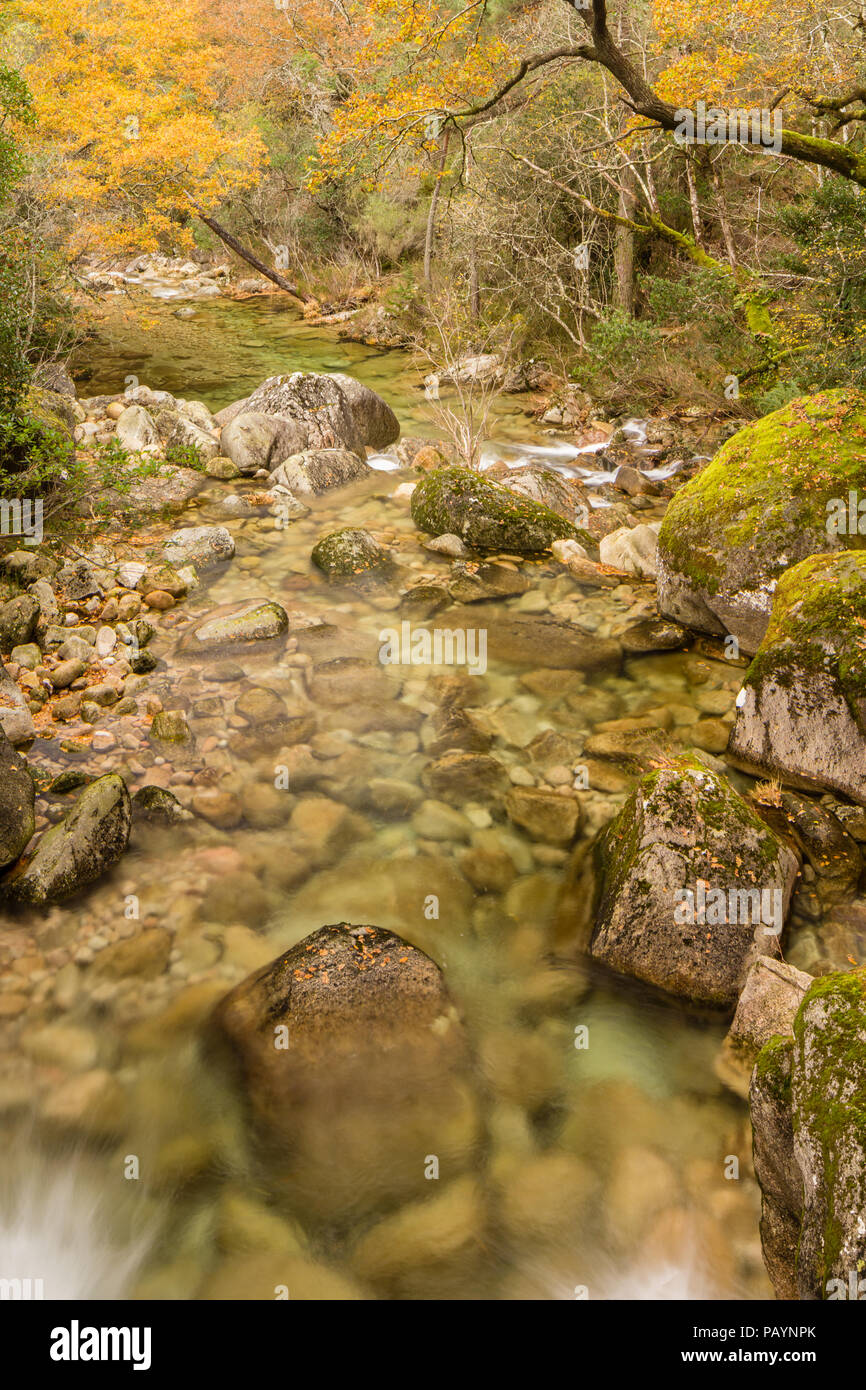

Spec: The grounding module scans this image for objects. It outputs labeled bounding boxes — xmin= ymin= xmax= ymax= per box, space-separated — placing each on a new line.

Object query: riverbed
xmin=0 ymin=293 xmax=774 ymax=1301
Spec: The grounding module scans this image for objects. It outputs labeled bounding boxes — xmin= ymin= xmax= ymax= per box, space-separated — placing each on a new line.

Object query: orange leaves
xmin=9 ymin=0 xmax=267 ymax=251
xmin=651 ymin=0 xmax=858 ymax=109
xmin=304 ymin=0 xmax=513 ymax=189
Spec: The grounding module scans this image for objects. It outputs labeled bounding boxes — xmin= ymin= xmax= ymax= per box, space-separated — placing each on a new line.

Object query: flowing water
xmin=0 ymin=295 xmax=774 ymax=1301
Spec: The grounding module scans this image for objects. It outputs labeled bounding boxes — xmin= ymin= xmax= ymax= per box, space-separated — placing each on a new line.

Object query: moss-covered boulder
xmin=749 ymin=1035 xmax=800 ymax=1299
xmin=0 ymin=728 xmax=34 ymax=872
xmin=657 ymin=390 xmax=866 ymax=652
xmin=751 ymin=968 xmax=866 ymax=1298
xmin=0 ymin=594 xmax=39 ymax=651
xmin=131 ymin=785 xmax=192 ymax=824
xmin=180 ymin=599 xmax=289 ymax=653
xmin=7 ymin=773 xmax=131 ymax=904
xmin=26 ymin=385 xmax=80 ymax=437
xmin=574 ymin=755 xmax=799 ymax=1007
xmin=496 ymin=464 xmax=590 ymax=527
xmin=728 ymin=551 xmax=866 ymax=804
xmin=311 ymin=528 xmax=395 ymax=580
xmin=411 ymin=465 xmax=582 ymax=555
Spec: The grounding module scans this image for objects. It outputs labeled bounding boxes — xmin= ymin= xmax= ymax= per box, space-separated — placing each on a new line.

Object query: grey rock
xmin=717 ymin=956 xmax=813 ymax=1097
xmin=328 ymin=373 xmax=400 ymax=450
xmin=270 ymin=448 xmax=369 ymax=495
xmin=131 ymin=785 xmax=192 ymax=824
xmin=0 ymin=727 xmax=35 ymax=869
xmin=209 ymin=924 xmax=474 ymax=1222
xmin=29 ymin=578 xmax=60 ymax=628
xmin=56 ymin=560 xmax=102 ymax=600
xmin=500 ymin=465 xmax=590 ymax=527
xmin=0 ymin=594 xmax=40 ymax=650
xmin=0 ymin=660 xmax=35 ymax=744
xmin=220 ymin=412 xmax=308 ymax=476
xmin=8 ymin=774 xmax=131 ymax=904
xmin=751 ymin=968 xmax=866 ymax=1298
xmin=115 ymin=404 xmax=159 ymax=452
xmin=599 ymin=524 xmax=660 ymax=580
xmin=728 ymin=552 xmax=866 ymax=803
xmin=180 ymin=600 xmax=289 ymax=653
xmin=244 ymin=372 xmax=367 ymax=457
xmin=162 ymin=525 xmax=235 ymax=571
xmin=165 ymin=415 xmax=219 ymax=461
xmin=581 ymin=755 xmax=799 ymax=1007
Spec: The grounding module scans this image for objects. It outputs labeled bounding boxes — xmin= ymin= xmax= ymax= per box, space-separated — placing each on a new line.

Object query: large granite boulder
xmin=728 ymin=551 xmax=866 ymax=804
xmin=751 ymin=968 xmax=866 ymax=1299
xmin=243 ymin=373 xmax=367 ymax=458
xmin=220 ymin=412 xmax=310 ymax=476
xmin=7 ymin=774 xmax=131 ymax=904
xmin=328 ymin=374 xmax=400 ymax=450
xmin=271 ymin=448 xmax=369 ymax=495
xmin=411 ymin=466 xmax=582 ymax=555
xmin=563 ymin=756 xmax=799 ymax=1007
xmin=657 ymin=390 xmax=866 ymax=653
xmin=0 ymin=728 xmax=35 ymax=871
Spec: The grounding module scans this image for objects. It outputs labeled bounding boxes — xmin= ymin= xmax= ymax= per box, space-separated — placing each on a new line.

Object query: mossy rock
xmin=752 ymin=968 xmax=866 ymax=1298
xmin=132 ymin=785 xmax=192 ymax=824
xmin=26 ymin=386 xmax=80 ymax=437
xmin=411 ymin=465 xmax=583 ymax=555
xmin=581 ymin=754 xmax=799 ymax=1007
xmin=749 ymin=1033 xmax=801 ymax=1299
xmin=311 ymin=528 xmax=395 ymax=580
xmin=0 ymin=727 xmax=34 ymax=871
xmin=149 ymin=711 xmax=193 ymax=747
xmin=6 ymin=773 xmax=131 ymax=904
xmin=657 ymin=389 xmax=866 ymax=652
xmin=180 ymin=600 xmax=289 ymax=653
xmin=728 ymin=551 xmax=866 ymax=804
xmin=790 ymin=968 xmax=866 ymax=1297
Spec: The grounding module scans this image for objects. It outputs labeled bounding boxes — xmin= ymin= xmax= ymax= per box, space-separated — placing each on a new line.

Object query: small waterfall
xmin=0 ymin=1142 xmax=156 ymax=1300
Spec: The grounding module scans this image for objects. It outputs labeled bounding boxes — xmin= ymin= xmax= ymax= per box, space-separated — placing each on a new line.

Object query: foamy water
xmin=0 ymin=1143 xmax=155 ymax=1300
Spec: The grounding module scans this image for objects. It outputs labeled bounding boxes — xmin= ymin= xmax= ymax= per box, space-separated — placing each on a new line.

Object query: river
xmin=0 ymin=292 xmax=772 ymax=1301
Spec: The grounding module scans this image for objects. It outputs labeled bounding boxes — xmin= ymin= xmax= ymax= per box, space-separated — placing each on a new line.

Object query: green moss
xmin=754 ymin=1033 xmax=794 ymax=1107
xmin=410 ymin=465 xmax=580 ymax=555
xmin=659 ymin=389 xmax=866 ymax=595
xmin=311 ymin=528 xmax=394 ymax=578
xmin=791 ymin=967 xmax=866 ymax=1290
xmin=744 ymin=551 xmax=866 ymax=720
xmin=597 ymin=753 xmax=788 ymax=906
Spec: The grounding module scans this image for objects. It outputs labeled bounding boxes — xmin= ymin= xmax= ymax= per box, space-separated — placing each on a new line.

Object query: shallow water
xmin=73 ymin=295 xmax=537 ymax=443
xmin=0 ymin=300 xmax=775 ymax=1300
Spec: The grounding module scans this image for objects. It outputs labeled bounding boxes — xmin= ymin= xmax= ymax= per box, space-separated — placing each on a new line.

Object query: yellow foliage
xmin=305 ymin=0 xmax=513 ymax=189
xmin=652 ymin=0 xmax=857 ymax=106
xmin=7 ymin=0 xmax=267 ymax=251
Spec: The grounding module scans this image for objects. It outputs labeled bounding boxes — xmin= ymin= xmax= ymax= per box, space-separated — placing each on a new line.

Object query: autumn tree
xmin=6 ymin=0 xmax=267 ymax=255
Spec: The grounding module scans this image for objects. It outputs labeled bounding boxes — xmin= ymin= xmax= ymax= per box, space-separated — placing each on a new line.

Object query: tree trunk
xmin=709 ymin=156 xmax=738 ymax=271
xmin=683 ymin=152 xmax=705 ymax=250
xmin=424 ymin=129 xmax=451 ymax=287
xmin=642 ymin=138 xmax=660 ymax=217
xmin=613 ymin=164 xmax=636 ymax=313
xmin=192 ymin=207 xmax=313 ymax=303
xmin=469 ymin=240 xmax=480 ymax=319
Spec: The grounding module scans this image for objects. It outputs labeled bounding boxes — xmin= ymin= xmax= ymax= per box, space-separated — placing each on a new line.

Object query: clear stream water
xmin=0 ymin=294 xmax=774 ymax=1301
